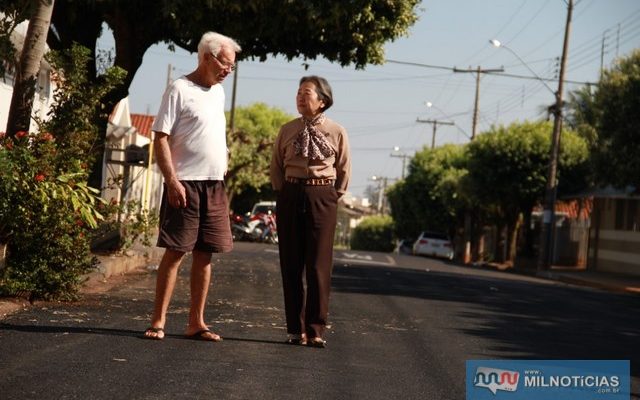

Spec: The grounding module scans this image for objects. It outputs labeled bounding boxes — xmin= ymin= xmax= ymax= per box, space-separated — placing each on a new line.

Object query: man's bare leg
xmin=144 ymin=248 xmax=185 ymax=339
xmin=184 ymin=250 xmax=221 ymax=341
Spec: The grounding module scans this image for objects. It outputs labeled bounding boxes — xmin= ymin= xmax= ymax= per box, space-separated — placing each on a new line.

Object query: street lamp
xmin=390 ymin=146 xmax=410 ymax=179
xmin=424 ymin=101 xmax=471 ymax=140
xmin=489 ymin=39 xmax=555 ymax=94
xmin=489 ymin=0 xmax=573 ymax=271
xmin=418 ymin=102 xmax=456 ymax=148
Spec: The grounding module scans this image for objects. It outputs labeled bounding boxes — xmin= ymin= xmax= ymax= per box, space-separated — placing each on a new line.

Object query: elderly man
xmin=144 ymin=32 xmax=241 ymax=342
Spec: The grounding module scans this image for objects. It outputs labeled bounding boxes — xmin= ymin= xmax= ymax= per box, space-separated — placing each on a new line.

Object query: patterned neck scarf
xmin=293 ymin=113 xmax=335 ymax=160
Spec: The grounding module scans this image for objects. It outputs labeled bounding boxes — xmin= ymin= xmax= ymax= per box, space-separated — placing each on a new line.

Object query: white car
xmin=250 ymin=201 xmax=276 ymax=217
xmin=412 ymin=231 xmax=454 ymax=260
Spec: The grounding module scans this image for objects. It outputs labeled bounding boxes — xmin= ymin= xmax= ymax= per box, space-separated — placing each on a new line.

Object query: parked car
xmin=250 ymin=201 xmax=276 ymax=217
xmin=412 ymin=231 xmax=454 ymax=260
xmin=394 ymin=238 xmax=414 ymax=255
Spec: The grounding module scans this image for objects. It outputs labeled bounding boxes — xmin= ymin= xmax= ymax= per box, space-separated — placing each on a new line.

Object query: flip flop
xmin=185 ymin=329 xmax=223 ymax=342
xmin=307 ymin=337 xmax=326 ymax=348
xmin=143 ymin=327 xmax=164 ymax=340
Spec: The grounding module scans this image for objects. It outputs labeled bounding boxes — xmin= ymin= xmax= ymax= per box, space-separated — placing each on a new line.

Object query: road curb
xmin=541 ymin=272 xmax=640 ymax=295
xmin=0 ymin=245 xmax=163 ymax=320
xmin=90 ymin=246 xmax=163 ymax=281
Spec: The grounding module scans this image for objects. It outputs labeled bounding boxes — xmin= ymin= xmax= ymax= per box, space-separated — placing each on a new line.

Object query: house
xmin=587 ymin=186 xmax=640 ymax=276
xmin=103 ymin=98 xmax=163 ymax=212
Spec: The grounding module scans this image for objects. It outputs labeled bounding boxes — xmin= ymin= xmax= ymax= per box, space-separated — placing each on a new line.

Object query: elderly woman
xmin=270 ymin=75 xmax=351 ymax=348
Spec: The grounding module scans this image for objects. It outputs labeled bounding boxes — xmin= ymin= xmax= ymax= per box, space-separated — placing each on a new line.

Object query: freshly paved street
xmin=0 ymin=242 xmax=638 ymax=399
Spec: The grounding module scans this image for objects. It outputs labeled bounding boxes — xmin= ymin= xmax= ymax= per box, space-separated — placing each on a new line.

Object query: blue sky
xmin=101 ymin=0 xmax=640 ymax=199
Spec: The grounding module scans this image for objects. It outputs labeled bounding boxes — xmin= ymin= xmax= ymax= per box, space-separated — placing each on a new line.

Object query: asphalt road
xmin=0 ymin=242 xmax=638 ymax=400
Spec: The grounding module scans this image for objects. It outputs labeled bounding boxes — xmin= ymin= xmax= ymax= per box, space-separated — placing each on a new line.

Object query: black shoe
xmin=285 ymin=334 xmax=307 ymax=345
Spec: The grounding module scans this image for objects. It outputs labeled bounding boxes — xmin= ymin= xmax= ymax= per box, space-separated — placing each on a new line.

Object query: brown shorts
xmin=157 ymin=180 xmax=233 ymax=253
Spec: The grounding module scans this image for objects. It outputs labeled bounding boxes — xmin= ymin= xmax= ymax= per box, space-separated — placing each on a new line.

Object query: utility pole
xmin=453 ymin=66 xmax=504 ymax=139
xmin=370 ymin=176 xmax=390 ymax=214
xmin=538 ymin=0 xmax=574 ymax=271
xmin=390 ymin=152 xmax=410 ymax=179
xmin=452 ymin=65 xmax=502 ymax=263
xmin=416 ymin=118 xmax=454 ymax=149
xmin=600 ymin=30 xmax=608 ymax=79
xmin=229 ymin=62 xmax=239 ymax=133
xmin=166 ymin=64 xmax=173 ymax=88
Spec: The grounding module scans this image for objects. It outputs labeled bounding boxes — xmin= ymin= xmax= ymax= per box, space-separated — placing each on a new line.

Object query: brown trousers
xmin=276 ymin=182 xmax=338 ymax=339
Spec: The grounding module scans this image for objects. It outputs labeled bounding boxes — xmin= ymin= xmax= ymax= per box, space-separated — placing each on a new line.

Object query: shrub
xmin=350 ymin=215 xmax=395 ymax=252
xmin=0 ymin=44 xmax=125 ymax=300
xmin=92 ymin=198 xmax=159 ymax=256
xmin=0 ymin=131 xmax=103 ymax=300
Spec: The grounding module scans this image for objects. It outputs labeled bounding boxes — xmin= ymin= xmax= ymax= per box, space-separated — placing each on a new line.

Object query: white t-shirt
xmin=152 ymin=76 xmax=228 ymax=181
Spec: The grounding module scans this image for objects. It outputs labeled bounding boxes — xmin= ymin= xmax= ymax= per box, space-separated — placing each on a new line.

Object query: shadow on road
xmin=331 ymin=263 xmax=640 ymax=383
xmin=0 ymin=322 xmax=142 ymax=338
xmin=0 ymin=322 xmax=294 ymax=346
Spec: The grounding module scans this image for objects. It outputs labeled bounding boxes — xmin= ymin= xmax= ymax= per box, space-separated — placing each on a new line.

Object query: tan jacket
xmin=270 ymin=116 xmax=351 ymax=196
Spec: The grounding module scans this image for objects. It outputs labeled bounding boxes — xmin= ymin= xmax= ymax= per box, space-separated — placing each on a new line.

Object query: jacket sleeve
xmin=270 ymin=128 xmax=285 ymax=191
xmin=334 ymin=127 xmax=351 ymax=197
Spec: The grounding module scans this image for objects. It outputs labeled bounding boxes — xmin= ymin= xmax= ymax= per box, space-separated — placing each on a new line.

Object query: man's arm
xmin=154 ymin=131 xmax=187 ymax=208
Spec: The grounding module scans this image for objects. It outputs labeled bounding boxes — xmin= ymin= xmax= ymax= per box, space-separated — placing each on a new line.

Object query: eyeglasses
xmin=211 ymin=53 xmax=236 ymax=72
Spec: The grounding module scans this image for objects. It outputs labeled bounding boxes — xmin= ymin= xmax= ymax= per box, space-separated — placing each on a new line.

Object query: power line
xmin=385 ymin=59 xmax=454 ymax=71
xmin=484 ymin=70 xmax=594 ymax=85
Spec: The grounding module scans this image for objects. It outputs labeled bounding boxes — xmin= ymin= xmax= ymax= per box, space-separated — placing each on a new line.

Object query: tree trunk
xmin=0 ymin=242 xmax=7 ymax=271
xmin=506 ymin=213 xmax=523 ymax=264
xmin=6 ymin=0 xmax=55 ymax=136
xmin=521 ymin=206 xmax=535 ymax=257
xmin=494 ymin=222 xmax=505 ymax=263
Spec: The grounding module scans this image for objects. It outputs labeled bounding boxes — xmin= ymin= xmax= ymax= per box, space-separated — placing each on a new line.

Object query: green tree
xmin=2 ymin=0 xmax=419 ymax=187
xmin=567 ymin=50 xmax=640 ymax=188
xmin=387 ymin=144 xmax=468 ymax=240
xmin=465 ymin=121 xmax=589 ymax=263
xmin=43 ymin=0 xmax=420 ymax=87
xmin=225 ymin=103 xmax=293 ymax=204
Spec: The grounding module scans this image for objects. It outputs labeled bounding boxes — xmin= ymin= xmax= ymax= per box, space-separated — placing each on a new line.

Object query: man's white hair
xmin=197 ymin=32 xmax=241 ymax=63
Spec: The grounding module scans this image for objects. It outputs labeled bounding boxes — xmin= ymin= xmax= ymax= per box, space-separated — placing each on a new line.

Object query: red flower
xmin=40 ymin=132 xmax=54 ymax=141
xmin=15 ymin=131 xmax=28 ymax=139
xmin=35 ymin=173 xmax=46 ymax=182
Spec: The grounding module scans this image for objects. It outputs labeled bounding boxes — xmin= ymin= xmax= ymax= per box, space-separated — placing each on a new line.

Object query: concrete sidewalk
xmin=540 ymin=268 xmax=640 ymax=295
xmin=481 ymin=260 xmax=640 ymax=295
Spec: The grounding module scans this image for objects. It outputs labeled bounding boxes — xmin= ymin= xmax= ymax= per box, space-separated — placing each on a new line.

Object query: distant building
xmin=103 ymin=98 xmax=163 ymax=212
xmin=587 ymin=186 xmax=640 ymax=276
xmin=336 ymin=194 xmax=375 ymax=248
